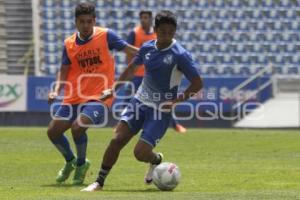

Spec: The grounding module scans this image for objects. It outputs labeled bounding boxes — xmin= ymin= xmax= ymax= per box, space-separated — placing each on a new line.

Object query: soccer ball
xmin=152 ymin=162 xmax=181 ymax=191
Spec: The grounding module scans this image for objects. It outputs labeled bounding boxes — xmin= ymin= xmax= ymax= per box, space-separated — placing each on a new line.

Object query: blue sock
xmin=73 ymin=133 xmax=88 ymax=166
xmin=50 ymin=134 xmax=75 ymax=162
xmin=171 ymin=117 xmax=177 ymax=128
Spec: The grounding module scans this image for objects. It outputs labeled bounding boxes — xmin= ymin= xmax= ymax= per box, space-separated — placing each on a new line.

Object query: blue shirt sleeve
xmin=107 ymin=29 xmax=128 ymax=51
xmin=126 ymin=31 xmax=135 ymax=45
xmin=132 ymin=45 xmax=145 ymax=65
xmin=177 ymin=51 xmax=199 ymax=81
xmin=61 ymin=46 xmax=71 ymax=65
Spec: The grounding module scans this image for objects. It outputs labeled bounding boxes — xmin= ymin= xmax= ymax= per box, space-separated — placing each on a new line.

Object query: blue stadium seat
xmin=45 ymin=55 xmax=60 ymax=65
xmin=96 ymin=1 xmax=105 ymax=7
xmin=44 ymin=44 xmax=59 ymax=53
xmin=61 ymin=10 xmax=73 ymax=19
xmin=266 ymin=55 xmax=276 ymax=63
xmin=63 ymin=22 xmax=75 ymax=31
xmin=287 ymin=66 xmax=299 ymax=74
xmin=42 ymin=33 xmax=57 ymax=43
xmin=60 ymin=0 xmax=73 ymax=8
xmin=279 ymin=0 xmax=291 ymax=7
xmin=205 ymin=66 xmax=219 ymax=75
xmin=185 ymin=43 xmax=195 ymax=52
xmin=41 ymin=10 xmax=57 ymax=20
xmin=262 ymin=0 xmax=276 ymax=7
xmin=198 ymin=0 xmax=209 ymax=7
xmin=39 ymin=0 xmax=299 ymax=76
xmin=61 ymin=32 xmax=74 ymax=40
xmin=41 ymin=0 xmax=57 ymax=8
xmin=292 ymin=21 xmax=300 ymax=30
xmin=44 ymin=64 xmax=59 ymax=75
xmin=238 ymin=66 xmax=251 ymax=75
xmin=273 ymin=66 xmax=283 ymax=74
xmin=41 ymin=22 xmax=58 ymax=31
xmin=224 ymin=55 xmax=233 ymax=64
xmin=292 ymin=55 xmax=300 ymax=64
xmin=270 ymin=44 xmax=279 ymax=53
xmin=222 ymin=66 xmax=235 ymax=75
xmin=197 ymin=44 xmax=206 ymax=52
xmin=206 ymin=55 xmax=216 ymax=64
xmin=258 ymin=55 xmax=268 ymax=64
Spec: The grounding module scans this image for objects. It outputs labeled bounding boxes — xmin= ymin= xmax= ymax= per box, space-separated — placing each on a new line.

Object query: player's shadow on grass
xmin=40 ymin=184 xmax=160 ymax=192
xmin=104 ymin=188 xmax=160 ymax=193
xmin=40 ymin=183 xmax=88 ymax=188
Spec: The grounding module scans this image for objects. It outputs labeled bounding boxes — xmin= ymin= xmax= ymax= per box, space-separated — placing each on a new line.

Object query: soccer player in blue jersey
xmin=82 ymin=10 xmax=203 ymax=191
xmin=124 ymin=10 xmax=187 ymax=133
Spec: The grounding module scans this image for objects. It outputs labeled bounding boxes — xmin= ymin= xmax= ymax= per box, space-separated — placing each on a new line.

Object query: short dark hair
xmin=154 ymin=10 xmax=177 ymax=29
xmin=139 ymin=10 xmax=152 ymax=18
xmin=75 ymin=2 xmax=96 ymax=18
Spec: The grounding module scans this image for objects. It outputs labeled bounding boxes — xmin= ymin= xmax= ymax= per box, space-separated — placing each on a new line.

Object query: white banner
xmin=0 ymin=75 xmax=27 ymax=111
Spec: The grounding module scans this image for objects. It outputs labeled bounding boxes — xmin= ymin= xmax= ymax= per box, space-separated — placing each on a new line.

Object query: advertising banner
xmin=26 ymin=76 xmax=273 ymax=114
xmin=27 ymin=76 xmax=55 ymax=112
xmin=176 ymin=76 xmax=273 ymax=113
xmin=0 ymin=75 xmax=27 ymax=111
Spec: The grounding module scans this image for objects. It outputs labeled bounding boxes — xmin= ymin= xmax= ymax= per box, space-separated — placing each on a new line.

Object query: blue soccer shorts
xmin=120 ymin=98 xmax=171 ymax=147
xmin=54 ymin=101 xmax=107 ymax=125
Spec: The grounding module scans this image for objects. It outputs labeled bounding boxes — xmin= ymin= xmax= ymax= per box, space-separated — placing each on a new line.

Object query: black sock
xmin=96 ymin=164 xmax=111 ymax=187
xmin=150 ymin=153 xmax=162 ymax=165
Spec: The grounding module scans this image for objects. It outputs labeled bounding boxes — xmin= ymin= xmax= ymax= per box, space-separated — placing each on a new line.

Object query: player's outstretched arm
xmin=123 ymin=44 xmax=139 ymax=63
xmin=161 ymin=76 xmax=203 ymax=111
xmin=99 ymin=62 xmax=138 ymax=101
xmin=48 ymin=64 xmax=70 ymax=104
xmin=175 ymin=76 xmax=203 ymax=103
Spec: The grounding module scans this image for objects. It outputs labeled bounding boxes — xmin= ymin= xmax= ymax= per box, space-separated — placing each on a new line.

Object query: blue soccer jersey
xmin=132 ymin=39 xmax=199 ymax=106
xmin=62 ymin=28 xmax=128 ymax=65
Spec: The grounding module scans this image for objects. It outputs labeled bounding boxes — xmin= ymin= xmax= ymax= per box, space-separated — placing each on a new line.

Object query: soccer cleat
xmin=56 ymin=158 xmax=76 ymax=183
xmin=72 ymin=159 xmax=91 ymax=185
xmin=81 ymin=182 xmax=102 ymax=192
xmin=174 ymin=124 xmax=187 ymax=133
xmin=144 ymin=153 xmax=163 ymax=184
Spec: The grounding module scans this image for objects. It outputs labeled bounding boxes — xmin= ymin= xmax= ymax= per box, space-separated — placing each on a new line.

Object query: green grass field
xmin=1 ymin=127 xmax=300 ymax=200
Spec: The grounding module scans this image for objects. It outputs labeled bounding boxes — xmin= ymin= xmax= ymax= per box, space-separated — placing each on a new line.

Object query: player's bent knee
xmin=133 ymin=148 xmax=147 ymax=162
xmin=47 ymin=122 xmax=55 ymax=137
xmin=47 ymin=127 xmax=60 ymax=141
xmin=46 ymin=128 xmax=53 ymax=138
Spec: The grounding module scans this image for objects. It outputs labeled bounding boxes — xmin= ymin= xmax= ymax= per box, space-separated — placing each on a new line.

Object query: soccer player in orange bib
xmin=47 ymin=2 xmax=137 ymax=185
xmin=124 ymin=10 xmax=187 ymax=133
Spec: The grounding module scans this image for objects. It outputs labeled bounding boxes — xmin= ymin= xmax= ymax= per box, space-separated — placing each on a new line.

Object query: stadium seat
xmin=222 ymin=66 xmax=235 ymax=75
xmin=287 ymin=66 xmax=299 ymax=74
xmin=43 ymin=43 xmax=59 ymax=53
xmin=238 ymin=66 xmax=251 ymax=75
xmin=41 ymin=10 xmax=57 ymax=20
xmin=42 ymin=0 xmax=57 ymax=8
xmin=41 ymin=22 xmax=57 ymax=31
xmin=42 ymin=33 xmax=57 ymax=42
xmin=45 ymin=55 xmax=60 ymax=65
xmin=38 ymin=0 xmax=300 ymax=76
xmin=60 ymin=0 xmax=72 ymax=8
xmin=61 ymin=10 xmax=73 ymax=19
xmin=62 ymin=22 xmax=75 ymax=31
xmin=205 ymin=66 xmax=219 ymax=75
xmin=273 ymin=66 xmax=283 ymax=74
